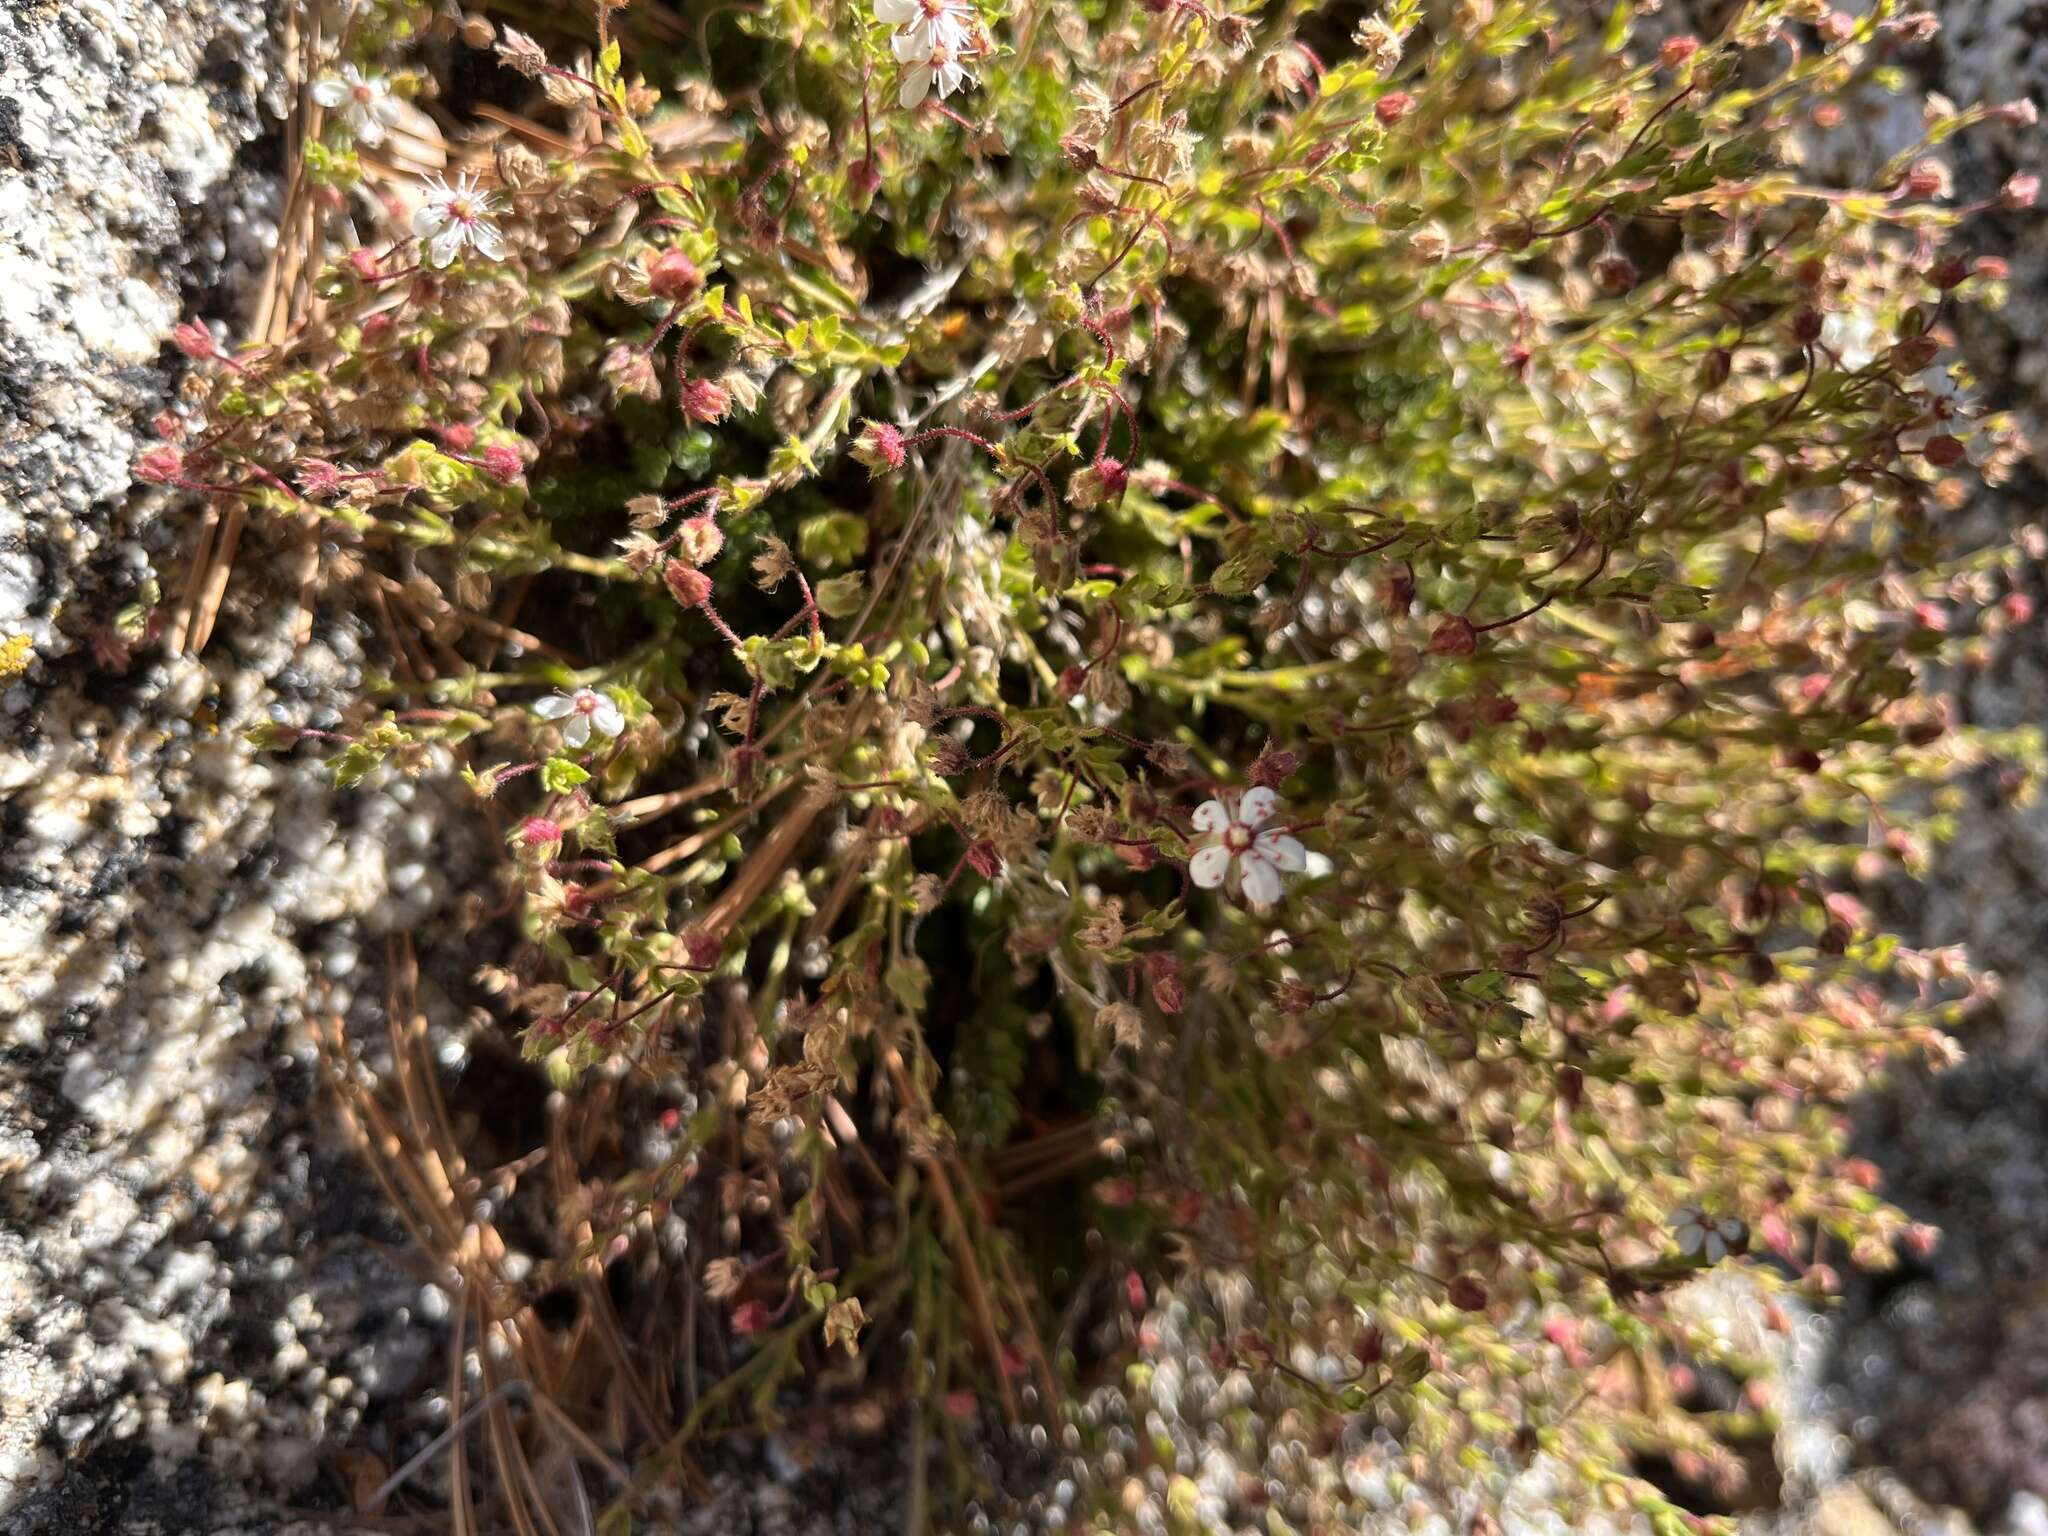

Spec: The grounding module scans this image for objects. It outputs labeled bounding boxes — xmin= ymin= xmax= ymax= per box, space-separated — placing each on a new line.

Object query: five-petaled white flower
xmin=533 ymin=688 xmax=624 ymax=749
xmin=411 ymin=172 xmax=507 ymax=268
xmin=1672 ymin=1204 xmax=1746 ymax=1264
xmin=311 ymin=65 xmax=403 ymax=146
xmin=877 ymin=0 xmax=979 ymax=107
xmin=893 ymin=35 xmax=976 ymax=108
xmin=877 ymin=0 xmax=975 ymax=55
xmin=1187 ymin=787 xmax=1306 ymax=908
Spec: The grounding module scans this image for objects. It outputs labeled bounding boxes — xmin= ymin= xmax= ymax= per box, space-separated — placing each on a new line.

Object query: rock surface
xmin=1811 ymin=7 xmax=2048 ymax=1529
xmin=0 ymin=0 xmax=464 ymax=1523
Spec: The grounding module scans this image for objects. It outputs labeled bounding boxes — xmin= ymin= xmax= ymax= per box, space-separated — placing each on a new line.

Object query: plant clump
xmin=156 ymin=0 xmax=2041 ymax=1529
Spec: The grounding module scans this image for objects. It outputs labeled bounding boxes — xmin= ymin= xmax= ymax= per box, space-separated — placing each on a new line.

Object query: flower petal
xmin=891 ymin=27 xmax=929 ymax=61
xmin=411 ymin=201 xmax=448 ymax=238
xmin=591 ymin=699 xmax=625 ymax=737
xmin=560 ymin=715 xmax=592 ymax=748
xmin=1239 ymin=851 xmax=1283 ymax=908
xmin=312 ymin=78 xmax=349 ymax=107
xmin=428 ymin=223 xmax=465 ymax=268
xmin=1255 ymin=830 xmax=1307 ymax=872
xmin=1703 ymin=1235 xmax=1726 ymax=1264
xmin=1191 ymin=799 xmax=1230 ymax=834
xmin=898 ymin=66 xmax=931 ymax=109
xmin=875 ymin=0 xmax=919 ymax=21
xmin=1236 ymin=786 xmax=1278 ymax=827
xmin=1676 ymin=1224 xmax=1704 ymax=1256
xmin=532 ymin=694 xmax=575 ymax=719
xmin=467 ymin=219 xmax=505 ymax=261
xmin=353 ymin=112 xmax=386 ymax=147
xmin=1188 ymin=844 xmax=1232 ymax=889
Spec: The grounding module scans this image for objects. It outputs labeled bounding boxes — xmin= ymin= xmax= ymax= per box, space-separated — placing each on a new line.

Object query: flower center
xmin=353 ymin=82 xmax=375 ymax=103
xmin=1223 ymin=824 xmax=1254 ymax=853
xmin=575 ymin=694 xmax=597 ymax=714
xmin=449 ymin=198 xmax=476 ymax=224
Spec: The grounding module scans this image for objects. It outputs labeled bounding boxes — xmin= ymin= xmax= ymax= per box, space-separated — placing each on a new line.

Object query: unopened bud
xmin=678 ymin=376 xmax=732 ymax=423
xmin=649 ymin=249 xmax=703 ymax=301
xmin=853 ymin=419 xmax=907 ymax=474
xmin=480 ymin=441 xmax=524 ymax=483
xmin=663 ymin=558 xmax=713 ymax=607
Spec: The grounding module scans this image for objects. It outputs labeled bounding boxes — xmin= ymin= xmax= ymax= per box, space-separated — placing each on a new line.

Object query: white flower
xmin=1819 ymin=308 xmax=1880 ymax=371
xmin=533 ymin=688 xmax=624 ymax=748
xmin=1916 ymin=363 xmax=1974 ymax=422
xmin=1672 ymin=1205 xmax=1746 ymax=1264
xmin=877 ymin=0 xmax=979 ymax=107
xmin=410 ymin=172 xmax=507 ymax=268
xmin=876 ymin=0 xmax=975 ymax=57
xmin=311 ymin=64 xmax=403 ymax=146
xmin=894 ymin=33 xmax=977 ymax=107
xmin=1187 ymin=787 xmax=1306 ymax=908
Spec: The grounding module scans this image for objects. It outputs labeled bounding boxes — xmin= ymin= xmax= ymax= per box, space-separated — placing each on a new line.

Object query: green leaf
xmin=542 ymin=757 xmax=592 ymax=792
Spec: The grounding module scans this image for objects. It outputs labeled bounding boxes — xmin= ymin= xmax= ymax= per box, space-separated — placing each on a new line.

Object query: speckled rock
xmin=0 ymin=0 xmax=475 ymax=1524
xmin=1807 ymin=5 xmax=2048 ymax=1527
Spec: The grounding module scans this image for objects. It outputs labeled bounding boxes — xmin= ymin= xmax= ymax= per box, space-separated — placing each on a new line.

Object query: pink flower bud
xmin=1429 ymin=615 xmax=1478 ymax=657
xmin=730 ymin=1301 xmax=768 ymax=1335
xmin=1594 ymin=252 xmax=1638 ymax=292
xmin=663 ymin=558 xmax=713 ymax=608
xmin=1817 ymin=10 xmax=1854 ymax=43
xmin=518 ymin=816 xmax=563 ymax=846
xmin=674 ymin=515 xmax=724 ymax=566
xmin=1250 ymin=747 xmax=1301 ymax=789
xmin=1144 ymin=952 xmax=1184 ymax=1015
xmin=136 ymin=445 xmax=185 ymax=484
xmin=439 ymin=421 xmax=476 ymax=452
xmin=171 ymin=321 xmax=216 ymax=360
xmin=480 ymin=441 xmax=525 ymax=483
xmin=678 ymin=376 xmax=731 ymax=423
xmin=1923 ymin=435 xmax=1966 ymax=469
xmin=296 ymin=458 xmax=344 ymax=498
xmin=348 ymin=247 xmax=382 ymax=282
xmin=1993 ymin=98 xmax=2039 ymax=128
xmin=1928 ymin=254 xmax=1969 ymax=290
xmin=1374 ymin=90 xmax=1413 ymax=125
xmin=854 ymin=419 xmax=907 ymax=474
xmin=1659 ymin=35 xmax=1699 ymax=67
xmin=649 ymin=249 xmax=703 ymax=301
xmin=849 ymin=157 xmax=882 ymax=200
xmin=1903 ymin=158 xmax=1946 ymax=200
xmin=2002 ymin=173 xmax=2040 ymax=211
